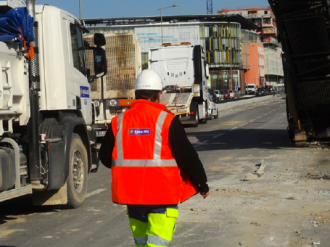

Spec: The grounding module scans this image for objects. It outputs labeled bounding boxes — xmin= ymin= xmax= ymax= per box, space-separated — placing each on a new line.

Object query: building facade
xmin=84 ymin=15 xmax=258 ymax=92
xmin=219 ymin=7 xmax=283 ymax=87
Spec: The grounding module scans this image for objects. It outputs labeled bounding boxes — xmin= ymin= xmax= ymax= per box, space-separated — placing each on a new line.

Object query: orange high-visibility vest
xmin=111 ymin=100 xmax=198 ymax=205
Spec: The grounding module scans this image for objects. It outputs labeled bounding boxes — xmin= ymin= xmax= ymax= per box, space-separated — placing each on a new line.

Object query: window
xmin=70 ymin=24 xmax=86 ymax=75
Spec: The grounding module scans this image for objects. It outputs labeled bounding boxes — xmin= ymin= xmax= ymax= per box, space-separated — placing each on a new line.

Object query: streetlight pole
xmin=230 ymin=48 xmax=233 ymax=91
xmin=79 ymin=0 xmax=82 ymax=19
xmin=158 ymin=4 xmax=179 ymax=43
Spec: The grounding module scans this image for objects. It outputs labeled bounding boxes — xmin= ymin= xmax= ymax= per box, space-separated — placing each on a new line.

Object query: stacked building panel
xmin=84 ymin=33 xmax=141 ymax=100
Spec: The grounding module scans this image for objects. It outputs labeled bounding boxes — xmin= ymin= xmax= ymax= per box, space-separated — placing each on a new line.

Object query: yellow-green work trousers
xmin=127 ymin=205 xmax=179 ymax=247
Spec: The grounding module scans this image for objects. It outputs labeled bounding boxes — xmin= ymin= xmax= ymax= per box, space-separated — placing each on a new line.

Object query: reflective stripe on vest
xmin=113 ymin=111 xmax=177 ymax=168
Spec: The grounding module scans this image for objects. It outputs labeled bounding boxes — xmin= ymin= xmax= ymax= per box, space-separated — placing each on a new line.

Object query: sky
xmin=35 ymin=0 xmax=270 ymax=19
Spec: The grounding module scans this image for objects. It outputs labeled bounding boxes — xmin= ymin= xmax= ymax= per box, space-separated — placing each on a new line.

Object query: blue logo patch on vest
xmin=129 ymin=129 xmax=151 ymax=135
xmin=80 ymin=86 xmax=90 ymax=98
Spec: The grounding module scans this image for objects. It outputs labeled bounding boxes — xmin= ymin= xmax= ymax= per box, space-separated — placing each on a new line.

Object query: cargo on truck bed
xmin=84 ymin=33 xmax=141 ymax=135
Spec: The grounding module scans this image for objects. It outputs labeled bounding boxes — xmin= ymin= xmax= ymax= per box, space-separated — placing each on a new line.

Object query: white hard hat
xmin=135 ymin=69 xmax=162 ymax=91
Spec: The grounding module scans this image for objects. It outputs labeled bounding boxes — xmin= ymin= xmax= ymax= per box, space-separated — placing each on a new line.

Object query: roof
xmin=83 ymin=14 xmax=258 ymax=30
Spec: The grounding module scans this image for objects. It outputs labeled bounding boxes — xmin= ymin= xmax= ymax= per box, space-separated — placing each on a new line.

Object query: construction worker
xmin=99 ymin=69 xmax=209 ymax=247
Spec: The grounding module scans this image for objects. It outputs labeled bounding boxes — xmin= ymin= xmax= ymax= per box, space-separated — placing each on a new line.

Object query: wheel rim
xmin=72 ymin=150 xmax=84 ymax=193
xmin=195 ymin=111 xmax=198 ymax=123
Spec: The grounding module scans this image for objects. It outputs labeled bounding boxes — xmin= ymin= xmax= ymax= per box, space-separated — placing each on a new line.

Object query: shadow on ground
xmin=0 ymin=194 xmax=59 ymax=225
xmin=188 ymin=128 xmax=293 ymax=152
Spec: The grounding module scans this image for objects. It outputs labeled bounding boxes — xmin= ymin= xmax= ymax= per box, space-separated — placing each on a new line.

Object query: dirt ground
xmin=175 ymin=147 xmax=330 ymax=247
xmin=172 ymin=99 xmax=330 ymax=247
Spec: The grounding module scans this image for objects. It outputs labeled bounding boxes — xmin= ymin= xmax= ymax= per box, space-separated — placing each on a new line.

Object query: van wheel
xmin=66 ymin=133 xmax=88 ymax=208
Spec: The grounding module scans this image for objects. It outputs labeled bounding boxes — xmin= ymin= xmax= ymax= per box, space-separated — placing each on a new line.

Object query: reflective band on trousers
xmin=113 ymin=111 xmax=177 ymax=168
xmin=148 ymin=235 xmax=170 ymax=247
xmin=134 ymin=235 xmax=170 ymax=247
xmin=134 ymin=236 xmax=147 ymax=246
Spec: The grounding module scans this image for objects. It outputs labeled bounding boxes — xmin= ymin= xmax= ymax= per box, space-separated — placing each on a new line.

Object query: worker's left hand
xmin=200 ymin=191 xmax=209 ymax=199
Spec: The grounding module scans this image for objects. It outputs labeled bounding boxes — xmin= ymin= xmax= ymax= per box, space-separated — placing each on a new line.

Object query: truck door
xmin=69 ymin=23 xmax=92 ymax=124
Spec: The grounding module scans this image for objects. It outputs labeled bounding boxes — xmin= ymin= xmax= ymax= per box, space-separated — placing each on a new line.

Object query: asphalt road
xmin=2 ymin=96 xmax=330 ymax=247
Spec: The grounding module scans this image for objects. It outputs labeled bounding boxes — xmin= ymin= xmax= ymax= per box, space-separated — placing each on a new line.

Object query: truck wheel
xmin=66 ymin=133 xmax=88 ymax=208
xmin=200 ymin=108 xmax=208 ymax=124
xmin=192 ymin=106 xmax=199 ymax=127
xmin=214 ymin=109 xmax=219 ymax=119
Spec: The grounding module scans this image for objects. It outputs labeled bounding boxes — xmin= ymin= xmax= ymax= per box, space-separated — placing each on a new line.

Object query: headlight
xmin=110 ymin=99 xmax=117 ymax=106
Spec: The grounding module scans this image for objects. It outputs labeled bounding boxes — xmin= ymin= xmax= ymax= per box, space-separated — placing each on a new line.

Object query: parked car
xmin=224 ymin=91 xmax=230 ymax=99
xmin=219 ymin=90 xmax=225 ymax=100
xmin=246 ymin=84 xmax=258 ymax=95
xmin=207 ymin=93 xmax=218 ymax=119
xmin=256 ymin=87 xmax=266 ymax=96
xmin=213 ymin=90 xmax=221 ymax=102
xmin=229 ymin=90 xmax=235 ymax=99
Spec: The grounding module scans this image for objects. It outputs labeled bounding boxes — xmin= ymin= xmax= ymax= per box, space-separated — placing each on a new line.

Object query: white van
xmin=245 ymin=84 xmax=257 ymax=95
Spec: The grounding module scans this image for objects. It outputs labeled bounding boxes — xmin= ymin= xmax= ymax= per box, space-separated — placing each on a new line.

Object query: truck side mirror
xmin=94 ymin=47 xmax=107 ymax=78
xmin=94 ymin=33 xmax=106 ymax=46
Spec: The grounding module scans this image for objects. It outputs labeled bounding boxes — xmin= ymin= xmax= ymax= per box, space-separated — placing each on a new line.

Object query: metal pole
xmin=79 ymin=0 xmax=82 ymax=19
xmin=160 ymin=9 xmax=163 ymax=43
xmin=158 ymin=5 xmax=178 ymax=44
xmin=230 ymin=48 xmax=233 ymax=90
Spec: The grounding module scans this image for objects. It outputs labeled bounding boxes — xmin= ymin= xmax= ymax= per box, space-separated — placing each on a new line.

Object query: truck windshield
xmin=247 ymin=85 xmax=255 ymax=88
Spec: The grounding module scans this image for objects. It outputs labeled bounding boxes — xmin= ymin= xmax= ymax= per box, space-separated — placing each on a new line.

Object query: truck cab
xmin=0 ymin=1 xmax=107 ymax=207
xmin=149 ymin=43 xmax=216 ymax=126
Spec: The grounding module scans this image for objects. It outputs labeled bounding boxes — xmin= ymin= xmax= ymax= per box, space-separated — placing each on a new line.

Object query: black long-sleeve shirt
xmin=99 ymin=116 xmax=209 ymax=193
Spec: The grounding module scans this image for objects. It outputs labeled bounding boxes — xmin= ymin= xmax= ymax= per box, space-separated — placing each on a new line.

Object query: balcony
xmin=262 ymin=28 xmax=276 ymax=35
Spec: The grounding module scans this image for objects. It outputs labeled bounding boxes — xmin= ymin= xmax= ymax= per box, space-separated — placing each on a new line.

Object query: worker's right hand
xmin=200 ymin=191 xmax=209 ymax=199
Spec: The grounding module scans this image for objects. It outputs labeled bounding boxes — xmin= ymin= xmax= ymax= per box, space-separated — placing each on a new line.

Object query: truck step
xmin=0 ymin=184 xmax=32 ymax=203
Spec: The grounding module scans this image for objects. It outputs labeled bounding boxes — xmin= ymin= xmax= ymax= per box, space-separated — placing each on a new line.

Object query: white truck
xmin=0 ymin=0 xmax=107 ymax=208
xmin=148 ymin=42 xmax=218 ymax=127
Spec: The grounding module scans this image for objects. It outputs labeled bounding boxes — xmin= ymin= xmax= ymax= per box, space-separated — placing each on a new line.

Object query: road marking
xmin=212 ymin=133 xmax=224 ymax=138
xmin=220 ymin=156 xmax=232 ymax=161
xmin=228 ymin=127 xmax=237 ymax=131
xmin=193 ymin=140 xmax=209 ymax=148
xmin=86 ymin=189 xmax=106 ymax=198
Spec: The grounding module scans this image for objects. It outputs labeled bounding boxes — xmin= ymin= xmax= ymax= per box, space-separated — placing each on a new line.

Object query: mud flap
xmin=32 ymin=183 xmax=68 ymax=206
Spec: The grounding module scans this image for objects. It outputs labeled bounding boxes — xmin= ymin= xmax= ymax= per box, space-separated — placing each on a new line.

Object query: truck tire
xmin=200 ymin=105 xmax=208 ymax=124
xmin=192 ymin=106 xmax=199 ymax=127
xmin=66 ymin=133 xmax=88 ymax=208
xmin=214 ymin=109 xmax=219 ymax=119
